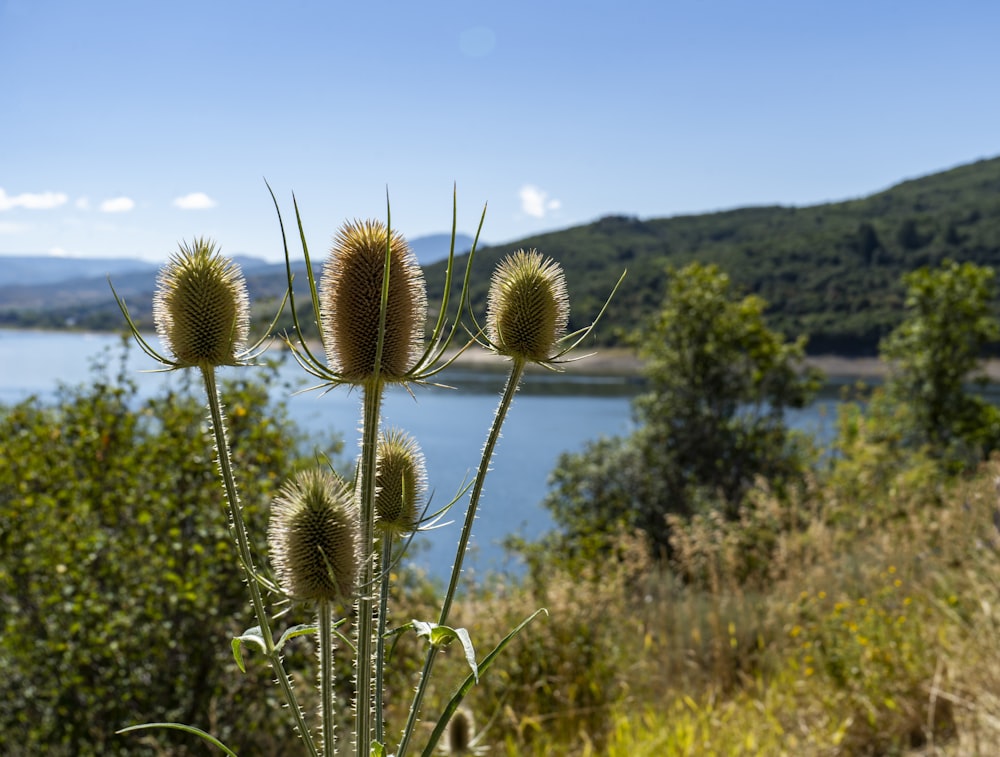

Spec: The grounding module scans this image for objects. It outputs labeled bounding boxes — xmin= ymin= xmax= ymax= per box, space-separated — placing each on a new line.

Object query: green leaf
xmin=276 ymin=623 xmax=316 ymax=652
xmin=370 ymin=741 xmax=387 ymax=757
xmin=420 ymin=608 xmax=548 ymax=757
xmin=412 ymin=620 xmax=479 ymax=681
xmin=231 ymin=626 xmax=266 ymax=673
xmin=117 ymin=722 xmax=239 ymax=756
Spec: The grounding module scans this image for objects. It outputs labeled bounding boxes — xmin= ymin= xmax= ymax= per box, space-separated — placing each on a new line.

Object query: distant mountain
xmin=0 ymin=233 xmax=481 ymax=331
xmin=0 ymin=256 xmax=159 ymax=288
xmin=409 ymin=233 xmax=476 ymax=266
xmin=0 ymin=232 xmax=473 ymax=290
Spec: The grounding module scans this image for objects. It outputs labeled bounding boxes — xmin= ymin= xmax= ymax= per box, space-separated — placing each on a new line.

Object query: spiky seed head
xmin=152 ymin=238 xmax=250 ymax=368
xmin=268 ymin=468 xmax=360 ymax=603
xmin=320 ymin=219 xmax=427 ymax=383
xmin=486 ymin=249 xmax=569 ymax=363
xmin=375 ymin=429 xmax=426 ymax=537
xmin=444 ymin=708 xmax=477 ymax=755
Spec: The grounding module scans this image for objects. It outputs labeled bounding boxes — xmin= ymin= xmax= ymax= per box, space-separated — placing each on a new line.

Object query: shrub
xmin=0 ymin=344 xmax=335 ymax=756
xmin=541 ymin=262 xmax=820 ymax=562
xmin=878 ymin=259 xmax=1000 ymax=467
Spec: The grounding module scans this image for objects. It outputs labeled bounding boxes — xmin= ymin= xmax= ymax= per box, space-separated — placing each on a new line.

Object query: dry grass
xmin=382 ymin=454 xmax=1000 ymax=755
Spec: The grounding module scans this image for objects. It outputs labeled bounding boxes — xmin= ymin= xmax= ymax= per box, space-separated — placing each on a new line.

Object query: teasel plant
xmin=269 ymin=185 xmax=617 ymax=756
xmin=372 ymin=428 xmax=424 ymax=748
xmin=110 ymin=238 xmax=323 ymax=755
xmin=268 ymin=468 xmax=362 ymax=756
xmin=110 ymin=188 xmax=622 ymax=756
xmin=438 ymin=708 xmax=487 ymax=756
xmin=268 ymin=185 xmax=498 ymax=756
xmin=395 ymin=248 xmax=624 ymax=757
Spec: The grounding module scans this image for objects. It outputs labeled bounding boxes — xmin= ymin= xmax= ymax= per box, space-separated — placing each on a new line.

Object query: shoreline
xmin=6 ymin=327 xmax=1000 ymax=381
xmin=443 ymin=345 xmax=1000 ymax=382
xmin=441 ymin=345 xmax=880 ymax=378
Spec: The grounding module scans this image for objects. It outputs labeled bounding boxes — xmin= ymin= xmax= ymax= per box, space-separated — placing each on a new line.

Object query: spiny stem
xmin=200 ymin=366 xmax=318 ymax=757
xmin=397 ymin=358 xmax=526 ymax=757
xmin=441 ymin=358 xmax=525 ymax=621
xmin=375 ymin=535 xmax=394 ymax=746
xmin=318 ymin=600 xmax=335 ymax=757
xmin=398 ymin=646 xmax=438 ymax=757
xmin=355 ymin=380 xmax=384 ymax=756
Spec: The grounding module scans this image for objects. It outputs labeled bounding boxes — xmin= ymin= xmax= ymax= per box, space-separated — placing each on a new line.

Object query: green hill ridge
xmin=4 ymin=156 xmax=999 ymax=355
xmin=427 ymin=155 xmax=1000 ymax=355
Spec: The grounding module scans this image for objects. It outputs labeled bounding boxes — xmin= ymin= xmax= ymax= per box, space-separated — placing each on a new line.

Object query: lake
xmin=0 ymin=329 xmax=840 ymax=579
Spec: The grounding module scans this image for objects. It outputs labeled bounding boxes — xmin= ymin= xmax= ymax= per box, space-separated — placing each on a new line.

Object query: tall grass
xmin=384 ymin=454 xmax=1000 ymax=755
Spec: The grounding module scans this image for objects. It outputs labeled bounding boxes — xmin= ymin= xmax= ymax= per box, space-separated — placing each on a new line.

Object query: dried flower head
xmin=375 ymin=429 xmax=426 ymax=537
xmin=320 ymin=219 xmax=427 ymax=383
xmin=152 ymin=238 xmax=250 ymax=368
xmin=268 ymin=468 xmax=360 ymax=603
xmin=443 ymin=708 xmax=484 ymax=755
xmin=486 ymin=249 xmax=569 ymax=364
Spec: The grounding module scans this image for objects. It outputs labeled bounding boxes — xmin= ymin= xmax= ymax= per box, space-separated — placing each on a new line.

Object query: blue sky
xmin=1 ymin=0 xmax=998 ymax=263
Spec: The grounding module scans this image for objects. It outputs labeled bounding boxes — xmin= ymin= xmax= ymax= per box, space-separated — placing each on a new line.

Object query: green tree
xmin=876 ymin=259 xmax=1000 ymax=464
xmin=0 ymin=343 xmax=339 ymax=756
xmin=855 ymin=222 xmax=882 ymax=265
xmin=542 ymin=263 xmax=820 ymax=558
xmin=896 ymin=218 xmax=928 ymax=251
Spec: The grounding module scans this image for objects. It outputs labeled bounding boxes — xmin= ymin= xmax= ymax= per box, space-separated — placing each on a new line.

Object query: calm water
xmin=0 ymin=329 xmax=840 ymax=578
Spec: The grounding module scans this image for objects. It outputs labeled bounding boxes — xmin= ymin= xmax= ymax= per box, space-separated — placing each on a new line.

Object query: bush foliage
xmin=877 ymin=259 xmax=1000 ymax=465
xmin=0 ymin=344 xmax=337 ymax=756
xmin=539 ymin=262 xmax=820 ymax=561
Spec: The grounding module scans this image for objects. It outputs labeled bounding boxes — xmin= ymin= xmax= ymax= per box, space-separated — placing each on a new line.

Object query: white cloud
xmin=519 ymin=184 xmax=561 ymax=219
xmin=0 ymin=221 xmax=28 ymax=234
xmin=0 ymin=187 xmax=69 ymax=211
xmin=75 ymin=197 xmax=90 ymax=210
xmin=100 ymin=196 xmax=135 ymax=213
xmin=173 ymin=192 xmax=217 ymax=210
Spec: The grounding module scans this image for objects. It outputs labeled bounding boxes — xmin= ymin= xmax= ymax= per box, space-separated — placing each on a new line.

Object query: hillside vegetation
xmin=7 ymin=249 xmax=1000 ymax=754
xmin=3 ymin=156 xmax=999 ymax=355
xmin=428 ymin=155 xmax=1000 ymax=354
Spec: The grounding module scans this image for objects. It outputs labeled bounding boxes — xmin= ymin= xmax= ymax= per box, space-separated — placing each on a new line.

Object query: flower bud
xmin=486 ymin=249 xmax=569 ymax=363
xmin=152 ymin=238 xmax=250 ymax=368
xmin=320 ymin=220 xmax=427 ymax=383
xmin=375 ymin=429 xmax=426 ymax=537
xmin=268 ymin=468 xmax=360 ymax=603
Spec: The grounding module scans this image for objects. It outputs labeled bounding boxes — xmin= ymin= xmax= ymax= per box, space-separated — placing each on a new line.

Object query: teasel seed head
xmin=486 ymin=249 xmax=569 ymax=364
xmin=375 ymin=428 xmax=426 ymax=537
xmin=320 ymin=219 xmax=427 ymax=383
xmin=444 ymin=708 xmax=478 ymax=755
xmin=152 ymin=238 xmax=250 ymax=368
xmin=268 ymin=468 xmax=360 ymax=603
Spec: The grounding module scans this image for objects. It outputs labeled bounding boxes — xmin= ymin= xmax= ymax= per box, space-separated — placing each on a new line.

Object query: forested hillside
xmin=4 ymin=156 xmax=999 ymax=355
xmin=427 ymin=156 xmax=1000 ymax=354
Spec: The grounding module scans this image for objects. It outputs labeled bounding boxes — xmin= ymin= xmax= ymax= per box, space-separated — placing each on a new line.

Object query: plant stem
xmin=441 ymin=358 xmax=525 ymax=621
xmin=318 ymin=600 xmax=335 ymax=757
xmin=397 ymin=358 xmax=526 ymax=757
xmin=201 ymin=367 xmax=318 ymax=757
xmin=375 ymin=535 xmax=394 ymax=747
xmin=355 ymin=380 xmax=384 ymax=756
